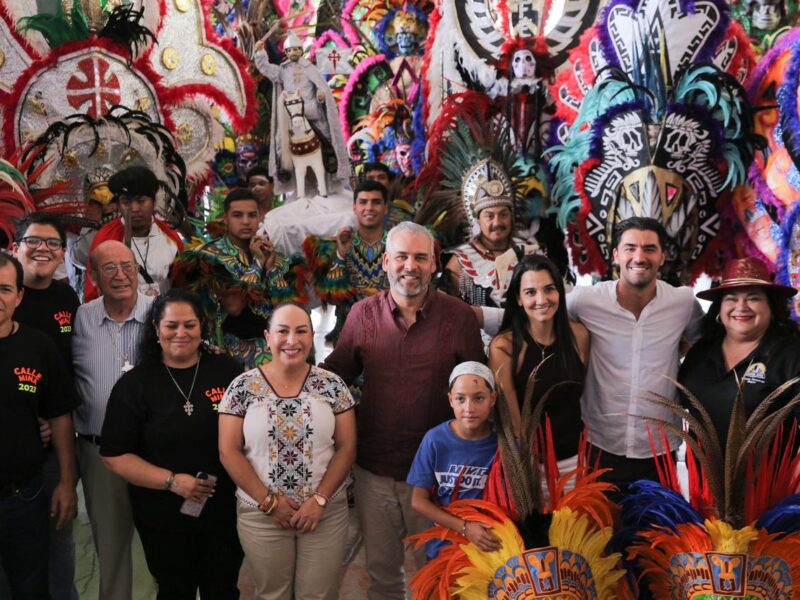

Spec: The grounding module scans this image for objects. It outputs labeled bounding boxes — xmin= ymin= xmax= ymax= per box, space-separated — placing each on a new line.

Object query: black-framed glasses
xmin=21 ymin=236 xmax=64 ymax=250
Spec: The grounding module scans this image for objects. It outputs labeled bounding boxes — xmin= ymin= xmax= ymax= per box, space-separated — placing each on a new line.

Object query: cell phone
xmin=179 ymin=472 xmax=217 ymax=518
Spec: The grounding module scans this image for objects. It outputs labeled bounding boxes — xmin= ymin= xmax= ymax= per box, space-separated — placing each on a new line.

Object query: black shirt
xmin=0 ymin=324 xmax=79 ymax=483
xmin=512 ymin=336 xmax=585 ymax=460
xmin=14 ymin=280 xmax=80 ymax=369
xmin=678 ymin=330 xmax=800 ymax=451
xmin=222 ymin=306 xmax=268 ymax=340
xmin=100 ymin=353 xmax=243 ymax=532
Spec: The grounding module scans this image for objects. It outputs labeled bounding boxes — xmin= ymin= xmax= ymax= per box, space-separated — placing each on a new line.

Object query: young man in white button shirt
xmin=566 ymin=217 xmax=704 ymax=485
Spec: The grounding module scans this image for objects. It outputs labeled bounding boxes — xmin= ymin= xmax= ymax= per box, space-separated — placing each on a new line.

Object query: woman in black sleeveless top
xmin=488 ymin=254 xmax=589 ymax=468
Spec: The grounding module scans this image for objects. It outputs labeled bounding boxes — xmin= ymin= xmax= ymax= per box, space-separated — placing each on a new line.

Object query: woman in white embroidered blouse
xmin=218 ymin=303 xmax=356 ymax=600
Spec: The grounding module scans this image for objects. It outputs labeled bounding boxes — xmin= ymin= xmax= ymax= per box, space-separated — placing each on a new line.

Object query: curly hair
xmin=137 ymin=288 xmax=207 ymax=365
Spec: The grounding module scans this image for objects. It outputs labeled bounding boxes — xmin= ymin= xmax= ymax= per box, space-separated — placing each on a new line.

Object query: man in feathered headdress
xmin=254 ymin=30 xmax=350 ymax=196
xmin=442 ymin=172 xmax=539 ymax=309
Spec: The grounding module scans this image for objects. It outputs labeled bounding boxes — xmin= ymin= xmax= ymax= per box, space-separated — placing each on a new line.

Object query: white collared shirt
xmin=129 ymin=222 xmax=179 ymax=296
xmin=567 ymin=280 xmax=704 ymax=458
xmin=72 ymin=293 xmax=154 ymax=436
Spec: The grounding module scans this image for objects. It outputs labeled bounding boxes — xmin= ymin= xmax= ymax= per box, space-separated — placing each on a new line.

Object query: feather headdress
xmin=617 ymin=378 xmax=800 ymax=598
xmin=414 ymin=91 xmax=546 ymax=249
xmin=408 ymin=359 xmax=632 ymax=599
xmin=21 ymin=107 xmax=188 ymax=223
xmin=547 ymin=0 xmax=759 ymax=285
xmin=0 ymin=159 xmax=36 ymax=247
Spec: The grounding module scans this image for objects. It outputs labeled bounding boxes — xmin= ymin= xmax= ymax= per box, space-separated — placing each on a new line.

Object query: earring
xmin=715 ymin=314 xmax=721 ymax=324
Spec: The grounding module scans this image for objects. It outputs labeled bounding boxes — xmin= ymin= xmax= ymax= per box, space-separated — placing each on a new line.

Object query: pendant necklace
xmin=107 ymin=324 xmax=133 ymax=374
xmin=132 ymin=233 xmax=151 ymax=274
xmin=164 ymin=355 xmax=201 ymax=416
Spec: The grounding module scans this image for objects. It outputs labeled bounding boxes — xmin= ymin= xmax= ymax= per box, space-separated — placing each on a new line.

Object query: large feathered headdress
xmin=547 ymin=0 xmax=760 ymax=285
xmin=414 ymin=92 xmax=546 ymax=248
xmin=0 ymin=0 xmax=255 ymax=182
xmin=21 ymin=107 xmax=188 ymax=222
xmin=612 ymin=379 xmax=800 ymax=598
xmin=408 ymin=360 xmax=634 ymax=599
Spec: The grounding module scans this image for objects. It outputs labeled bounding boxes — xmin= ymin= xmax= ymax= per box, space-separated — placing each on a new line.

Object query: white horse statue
xmin=277 ymin=90 xmax=328 ymax=198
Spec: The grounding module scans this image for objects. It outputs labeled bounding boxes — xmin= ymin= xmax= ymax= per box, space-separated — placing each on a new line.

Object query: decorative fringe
xmin=300 ymin=235 xmax=354 ymax=304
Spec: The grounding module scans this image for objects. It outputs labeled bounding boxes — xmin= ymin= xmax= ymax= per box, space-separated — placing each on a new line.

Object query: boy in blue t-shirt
xmin=407 ymin=361 xmax=501 ymax=559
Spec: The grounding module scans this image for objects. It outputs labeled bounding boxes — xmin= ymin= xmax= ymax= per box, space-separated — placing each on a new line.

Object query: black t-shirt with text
xmin=101 ymin=353 xmax=243 ymax=532
xmin=0 ymin=324 xmax=79 ymax=483
xmin=14 ymin=280 xmax=80 ymax=369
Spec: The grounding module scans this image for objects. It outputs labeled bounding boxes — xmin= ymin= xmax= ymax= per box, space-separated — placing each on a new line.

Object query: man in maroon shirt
xmin=321 ymin=221 xmax=485 ymax=599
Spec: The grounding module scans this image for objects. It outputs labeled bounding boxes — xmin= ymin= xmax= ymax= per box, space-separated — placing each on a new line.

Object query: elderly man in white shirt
xmin=566 ymin=217 xmax=703 ymax=484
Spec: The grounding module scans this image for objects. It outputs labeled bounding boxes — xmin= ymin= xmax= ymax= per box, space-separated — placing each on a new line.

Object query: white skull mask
xmin=395 ymin=143 xmax=413 ymax=177
xmin=512 ymin=50 xmax=536 ymax=79
xmin=750 ymin=0 xmax=783 ymax=30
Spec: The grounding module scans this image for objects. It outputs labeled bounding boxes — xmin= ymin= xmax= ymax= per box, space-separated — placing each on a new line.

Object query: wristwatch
xmin=313 ymin=493 xmax=329 ymax=507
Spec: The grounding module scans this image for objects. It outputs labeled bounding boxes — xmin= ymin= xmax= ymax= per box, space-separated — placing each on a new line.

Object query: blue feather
xmin=618 ymin=480 xmax=703 ymax=532
xmin=755 ymin=494 xmax=800 ymax=534
xmin=608 ymin=480 xmax=704 ymax=558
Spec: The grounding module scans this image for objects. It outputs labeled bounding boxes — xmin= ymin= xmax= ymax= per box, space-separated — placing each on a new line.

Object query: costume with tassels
xmin=172 ymin=235 xmax=306 ymax=368
xmin=547 ymin=0 xmax=760 ymax=285
xmin=301 ymin=230 xmax=387 ymax=306
xmin=300 ymin=171 xmax=412 ymax=309
xmin=409 ymin=361 xmax=633 ymax=599
xmin=612 ymin=374 xmax=800 ymax=598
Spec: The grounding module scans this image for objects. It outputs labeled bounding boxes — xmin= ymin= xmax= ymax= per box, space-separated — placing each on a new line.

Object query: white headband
xmin=448 ymin=361 xmax=495 ymax=391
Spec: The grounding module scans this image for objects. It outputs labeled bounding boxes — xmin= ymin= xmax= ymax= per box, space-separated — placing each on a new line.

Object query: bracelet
xmin=258 ymin=493 xmax=279 ymax=515
xmin=162 ymin=471 xmax=176 ymax=490
xmin=460 ymin=520 xmax=468 ymax=536
xmin=258 ymin=493 xmax=272 ymax=514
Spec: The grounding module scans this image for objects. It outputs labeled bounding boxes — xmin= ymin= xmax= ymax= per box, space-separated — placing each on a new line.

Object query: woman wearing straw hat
xmin=678 ymin=257 xmax=800 ymax=451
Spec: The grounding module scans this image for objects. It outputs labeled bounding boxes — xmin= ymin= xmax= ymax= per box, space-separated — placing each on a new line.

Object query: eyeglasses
xmin=99 ymin=262 xmax=137 ymax=276
xmin=21 ymin=236 xmax=64 ymax=250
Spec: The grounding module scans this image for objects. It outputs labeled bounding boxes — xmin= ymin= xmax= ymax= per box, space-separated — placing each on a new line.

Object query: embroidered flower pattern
xmin=219 ymin=366 xmax=354 ymax=499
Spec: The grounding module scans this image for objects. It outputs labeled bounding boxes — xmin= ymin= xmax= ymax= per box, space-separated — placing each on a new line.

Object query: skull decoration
xmin=747 ymin=0 xmax=786 ymax=30
xmin=395 ymin=143 xmax=414 ymax=177
xmin=512 ymin=49 xmax=537 ymax=79
xmin=235 ymin=138 xmax=260 ymax=182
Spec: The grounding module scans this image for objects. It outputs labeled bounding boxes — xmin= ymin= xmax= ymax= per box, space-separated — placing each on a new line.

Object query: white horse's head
xmin=281 ymin=90 xmax=313 ymax=138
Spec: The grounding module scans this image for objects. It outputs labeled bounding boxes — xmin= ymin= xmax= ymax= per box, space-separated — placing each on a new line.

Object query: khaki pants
xmin=237 ymin=494 xmax=349 ymax=600
xmin=353 ymin=465 xmax=428 ymax=600
xmin=77 ymin=437 xmax=134 ymax=600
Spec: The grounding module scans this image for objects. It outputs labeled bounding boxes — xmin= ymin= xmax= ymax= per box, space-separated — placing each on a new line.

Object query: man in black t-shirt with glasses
xmin=0 ymin=251 xmax=79 ymax=599
xmin=10 ymin=212 xmax=81 ymax=600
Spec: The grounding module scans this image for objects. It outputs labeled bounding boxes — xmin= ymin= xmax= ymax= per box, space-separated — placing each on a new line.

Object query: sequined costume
xmin=172 ymin=236 xmax=303 ymax=368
